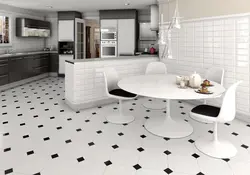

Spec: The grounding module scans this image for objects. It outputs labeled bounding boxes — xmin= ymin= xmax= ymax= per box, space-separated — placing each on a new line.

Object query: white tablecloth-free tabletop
xmin=118 ymin=74 xmax=226 ymax=138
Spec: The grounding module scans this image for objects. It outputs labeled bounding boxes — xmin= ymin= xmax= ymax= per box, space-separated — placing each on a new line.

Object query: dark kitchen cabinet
xmin=0 ymin=57 xmax=9 ymax=86
xmin=9 ymin=56 xmax=24 ymax=83
xmin=49 ymin=53 xmax=59 ymax=72
xmin=23 ymin=55 xmax=35 ymax=78
xmin=32 ymin=54 xmax=49 ymax=75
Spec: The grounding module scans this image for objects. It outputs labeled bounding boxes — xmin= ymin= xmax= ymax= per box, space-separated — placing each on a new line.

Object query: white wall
xmin=0 ymin=3 xmax=49 ymax=54
xmin=159 ymin=0 xmax=250 ymax=21
xmin=45 ymin=13 xmax=58 ymax=50
xmin=159 ymin=0 xmax=250 ymax=119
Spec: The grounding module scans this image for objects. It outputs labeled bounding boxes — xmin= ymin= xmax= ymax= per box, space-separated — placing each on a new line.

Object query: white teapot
xmin=189 ymin=71 xmax=202 ymax=88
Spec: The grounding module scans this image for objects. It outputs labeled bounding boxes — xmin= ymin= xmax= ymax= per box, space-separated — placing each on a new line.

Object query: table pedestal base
xmin=144 ymin=99 xmax=193 ymax=138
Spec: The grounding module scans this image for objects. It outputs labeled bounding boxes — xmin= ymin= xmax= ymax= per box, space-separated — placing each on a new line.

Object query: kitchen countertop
xmin=66 ymin=55 xmax=159 ymax=64
xmin=0 ymin=51 xmax=58 ymax=58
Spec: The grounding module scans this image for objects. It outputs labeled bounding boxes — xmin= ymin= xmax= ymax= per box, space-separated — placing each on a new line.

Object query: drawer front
xmin=0 ymin=64 xmax=8 ymax=75
xmin=0 ymin=74 xmax=9 ymax=86
xmin=33 ymin=66 xmax=48 ymax=75
xmin=33 ymin=57 xmax=48 ymax=67
xmin=0 ymin=58 xmax=8 ymax=64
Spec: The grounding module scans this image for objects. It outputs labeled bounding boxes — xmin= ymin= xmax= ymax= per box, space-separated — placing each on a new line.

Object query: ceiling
xmin=0 ymin=0 xmax=157 ymax=12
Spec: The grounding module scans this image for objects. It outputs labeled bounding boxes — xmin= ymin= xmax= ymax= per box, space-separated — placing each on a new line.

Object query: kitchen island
xmin=65 ymin=55 xmax=159 ymax=110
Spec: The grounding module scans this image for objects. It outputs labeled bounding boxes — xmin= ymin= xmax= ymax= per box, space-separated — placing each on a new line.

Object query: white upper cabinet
xmin=118 ymin=19 xmax=135 ymax=55
xmin=100 ymin=19 xmax=118 ymax=29
xmin=58 ymin=20 xmax=74 ymax=41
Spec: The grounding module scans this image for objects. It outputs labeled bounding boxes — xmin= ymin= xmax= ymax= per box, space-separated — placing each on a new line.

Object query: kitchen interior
xmin=1 ymin=0 xmax=250 ymax=175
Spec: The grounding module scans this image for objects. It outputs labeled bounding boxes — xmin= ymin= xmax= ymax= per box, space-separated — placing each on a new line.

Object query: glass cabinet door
xmin=75 ymin=19 xmax=85 ymax=59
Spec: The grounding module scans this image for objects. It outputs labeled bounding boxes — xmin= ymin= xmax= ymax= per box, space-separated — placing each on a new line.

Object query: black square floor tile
xmin=77 ymin=157 xmax=85 ymax=162
xmin=164 ymin=168 xmax=173 ymax=174
xmin=44 ymin=137 xmax=50 ymax=141
xmin=164 ymin=137 xmax=170 ymax=141
xmin=38 ymin=125 xmax=44 ymax=128
xmin=118 ymin=132 xmax=124 ymax=136
xmin=104 ymin=160 xmax=112 ymax=166
xmin=88 ymin=142 xmax=95 ymax=146
xmin=85 ymin=120 xmax=90 ymax=123
xmin=208 ymin=130 xmax=213 ymax=134
xmin=241 ymin=144 xmax=249 ymax=149
xmin=3 ymin=133 xmax=9 ymax=136
xmin=76 ymin=128 xmax=82 ymax=132
xmin=57 ymin=126 xmax=62 ymax=130
xmin=23 ymin=135 xmax=29 ymax=139
xmin=197 ymin=172 xmax=205 ymax=175
xmin=112 ymin=145 xmax=119 ymax=149
xmin=164 ymin=150 xmax=171 ymax=155
xmin=133 ymin=164 xmax=142 ymax=170
xmin=96 ymin=130 xmax=102 ymax=134
xmin=222 ymin=158 xmax=230 ymax=162
xmin=192 ymin=153 xmax=200 ymax=159
xmin=232 ymin=132 xmax=239 ymax=136
xmin=225 ymin=123 xmax=231 ymax=126
xmin=65 ymin=139 xmax=72 ymax=144
xmin=140 ymin=134 xmax=146 ymax=139
xmin=5 ymin=168 xmax=13 ymax=174
xmin=51 ymin=154 xmax=59 ymax=159
xmin=4 ymin=147 xmax=11 ymax=152
xmin=188 ymin=139 xmax=195 ymax=143
xmin=137 ymin=147 xmax=145 ymax=152
xmin=33 ymin=172 xmax=41 ymax=175
xmin=27 ymin=150 xmax=34 ymax=156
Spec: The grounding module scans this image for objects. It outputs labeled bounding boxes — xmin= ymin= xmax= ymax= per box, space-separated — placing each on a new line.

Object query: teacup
xmin=176 ymin=76 xmax=183 ymax=85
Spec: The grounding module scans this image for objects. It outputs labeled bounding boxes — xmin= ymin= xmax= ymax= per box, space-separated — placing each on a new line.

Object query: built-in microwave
xmin=101 ymin=28 xmax=117 ymax=41
xmin=101 ymin=41 xmax=117 ymax=58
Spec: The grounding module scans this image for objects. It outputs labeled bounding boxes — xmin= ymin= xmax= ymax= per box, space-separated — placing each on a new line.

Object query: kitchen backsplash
xmin=159 ymin=14 xmax=250 ymax=118
xmin=138 ymin=40 xmax=158 ymax=52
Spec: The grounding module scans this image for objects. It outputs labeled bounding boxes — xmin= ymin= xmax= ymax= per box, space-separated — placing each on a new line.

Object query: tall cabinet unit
xmin=58 ymin=11 xmax=83 ymax=76
xmin=117 ymin=19 xmax=135 ymax=55
xmin=100 ymin=10 xmax=138 ymax=57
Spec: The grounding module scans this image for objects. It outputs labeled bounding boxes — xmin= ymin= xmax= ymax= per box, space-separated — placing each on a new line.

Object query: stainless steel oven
xmin=101 ymin=29 xmax=117 ymax=41
xmin=101 ymin=41 xmax=117 ymax=58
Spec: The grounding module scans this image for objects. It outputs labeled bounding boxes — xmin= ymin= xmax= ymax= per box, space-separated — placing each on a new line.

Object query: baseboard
xmin=65 ymin=98 xmax=118 ymax=111
xmin=49 ymin=72 xmax=58 ymax=77
xmin=58 ymin=74 xmax=65 ymax=78
xmin=0 ymin=73 xmax=49 ymax=92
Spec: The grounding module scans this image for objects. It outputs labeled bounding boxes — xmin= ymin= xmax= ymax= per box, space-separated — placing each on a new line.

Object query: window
xmin=0 ymin=16 xmax=10 ymax=44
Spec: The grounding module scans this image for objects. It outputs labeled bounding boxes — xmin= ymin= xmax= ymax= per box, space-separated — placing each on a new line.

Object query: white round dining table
xmin=118 ymin=74 xmax=226 ymax=138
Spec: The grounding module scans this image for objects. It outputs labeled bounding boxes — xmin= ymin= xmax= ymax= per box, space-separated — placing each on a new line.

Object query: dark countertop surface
xmin=0 ymin=51 xmax=58 ymax=58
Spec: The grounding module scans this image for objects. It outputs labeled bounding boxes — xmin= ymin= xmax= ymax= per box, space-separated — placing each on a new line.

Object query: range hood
xmin=150 ymin=5 xmax=159 ymax=31
xmin=16 ymin=18 xmax=51 ymax=37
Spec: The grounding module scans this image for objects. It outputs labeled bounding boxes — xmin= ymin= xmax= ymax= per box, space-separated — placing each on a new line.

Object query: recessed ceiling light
xmin=46 ymin=6 xmax=53 ymax=8
xmin=125 ymin=2 xmax=130 ymax=6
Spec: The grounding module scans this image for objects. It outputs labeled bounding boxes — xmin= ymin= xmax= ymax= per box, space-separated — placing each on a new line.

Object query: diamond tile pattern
xmin=0 ymin=77 xmax=249 ymax=175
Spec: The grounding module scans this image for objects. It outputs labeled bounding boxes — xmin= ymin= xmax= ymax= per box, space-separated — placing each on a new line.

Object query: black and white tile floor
xmin=0 ymin=77 xmax=250 ymax=175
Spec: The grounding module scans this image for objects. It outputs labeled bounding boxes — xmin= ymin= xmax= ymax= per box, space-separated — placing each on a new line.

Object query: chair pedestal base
xmin=106 ymin=113 xmax=135 ymax=124
xmin=143 ymin=99 xmax=166 ymax=110
xmin=190 ymin=114 xmax=213 ymax=124
xmin=195 ymin=138 xmax=237 ymax=159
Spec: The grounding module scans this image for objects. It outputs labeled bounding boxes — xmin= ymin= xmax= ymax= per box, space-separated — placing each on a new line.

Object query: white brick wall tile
xmin=160 ymin=15 xmax=250 ymax=116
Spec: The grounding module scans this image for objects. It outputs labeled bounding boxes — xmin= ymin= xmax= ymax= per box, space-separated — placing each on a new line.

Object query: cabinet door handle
xmin=0 ymin=59 xmax=8 ymax=63
xmin=34 ymin=66 xmax=48 ymax=70
xmin=0 ymin=74 xmax=8 ymax=78
xmin=0 ymin=64 xmax=8 ymax=67
xmin=12 ymin=57 xmax=23 ymax=61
